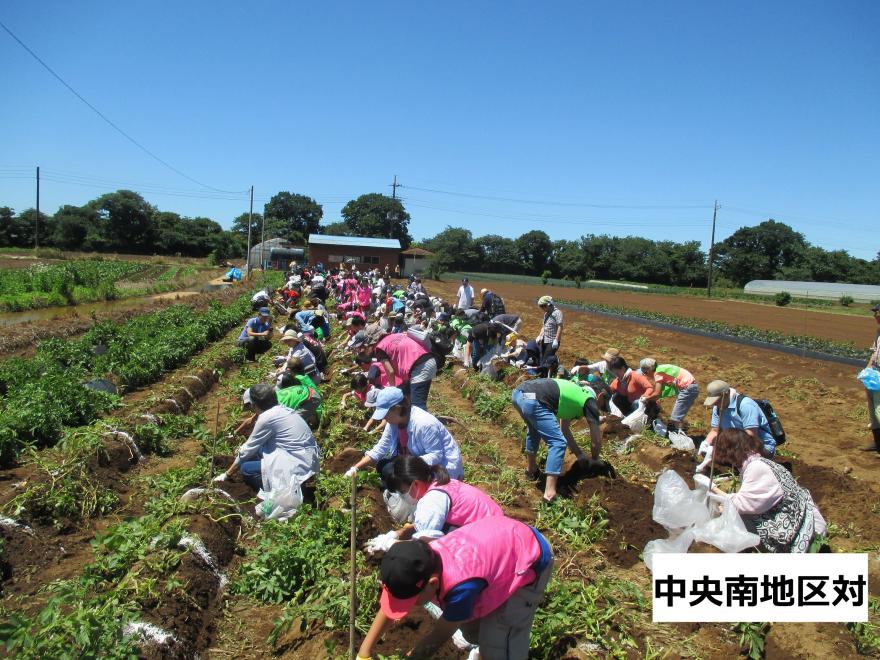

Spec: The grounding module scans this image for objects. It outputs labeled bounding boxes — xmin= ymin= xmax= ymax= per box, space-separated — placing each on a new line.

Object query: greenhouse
xmin=744 ymin=280 xmax=880 ymax=302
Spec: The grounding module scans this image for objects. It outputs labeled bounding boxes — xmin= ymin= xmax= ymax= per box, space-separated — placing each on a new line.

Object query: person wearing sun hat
xmin=536 ymin=295 xmax=563 ymax=365
xmin=343 ymin=387 xmax=463 ymax=486
xmin=698 ymin=379 xmax=776 ymax=465
xmin=356 ymin=516 xmax=553 ymax=660
xmin=237 ymin=306 xmax=273 ymax=362
xmin=570 ymin=347 xmax=620 ymax=385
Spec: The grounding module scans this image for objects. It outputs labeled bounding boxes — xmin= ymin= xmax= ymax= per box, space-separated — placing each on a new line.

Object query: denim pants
xmin=670 ymin=382 xmax=700 ymax=422
xmin=511 ymin=389 xmax=566 ymax=475
xmin=240 ymin=459 xmax=263 ymax=490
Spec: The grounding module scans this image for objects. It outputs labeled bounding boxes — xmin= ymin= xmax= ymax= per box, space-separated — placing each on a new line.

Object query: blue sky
xmin=1 ymin=2 xmax=877 ymax=258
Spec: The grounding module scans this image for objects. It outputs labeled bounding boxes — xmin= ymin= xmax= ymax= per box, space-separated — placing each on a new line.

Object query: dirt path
xmin=447 ymin=279 xmax=877 ymax=346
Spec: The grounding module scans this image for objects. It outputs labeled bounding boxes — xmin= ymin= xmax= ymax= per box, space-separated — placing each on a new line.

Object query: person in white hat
xmin=536 ymin=296 xmax=563 ymax=364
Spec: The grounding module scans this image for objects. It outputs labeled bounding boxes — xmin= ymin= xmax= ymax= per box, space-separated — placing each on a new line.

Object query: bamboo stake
xmin=349 ymin=474 xmax=358 ymax=659
xmin=209 ymin=400 xmax=221 ymax=484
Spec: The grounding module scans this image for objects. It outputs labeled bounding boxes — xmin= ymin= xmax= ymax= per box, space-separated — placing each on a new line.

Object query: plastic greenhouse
xmin=744 ymin=280 xmax=880 ymax=302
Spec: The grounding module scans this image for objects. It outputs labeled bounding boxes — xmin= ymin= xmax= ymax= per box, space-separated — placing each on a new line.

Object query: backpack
xmin=489 ymin=294 xmax=506 ymax=316
xmin=736 ymin=396 xmax=786 ymax=445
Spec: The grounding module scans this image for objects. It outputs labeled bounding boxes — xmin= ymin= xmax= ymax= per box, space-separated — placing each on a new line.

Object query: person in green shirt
xmin=277 ymin=357 xmax=323 ymax=429
xmin=511 ymin=378 xmax=610 ymax=503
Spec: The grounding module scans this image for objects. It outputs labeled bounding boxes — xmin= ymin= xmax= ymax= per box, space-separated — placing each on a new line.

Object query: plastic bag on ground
xmin=692 ymin=502 xmax=760 ymax=553
xmin=621 ymin=401 xmax=648 ymax=432
xmin=652 ymin=470 xmax=710 ymax=531
xmin=652 ymin=418 xmax=667 ymax=436
xmin=667 ymin=429 xmax=695 ymax=452
xmin=608 ymin=400 xmax=624 ymax=418
xmin=643 ymin=528 xmax=695 ymax=571
xmin=256 ymin=477 xmax=303 ymax=522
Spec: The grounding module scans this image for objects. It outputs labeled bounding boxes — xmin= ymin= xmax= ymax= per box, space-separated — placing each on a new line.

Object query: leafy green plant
xmin=536 ymin=494 xmax=608 ymax=551
xmin=734 ymin=621 xmax=770 ymax=659
xmin=847 ymin=596 xmax=880 ymax=655
xmin=839 ymin=294 xmax=854 ymax=307
xmin=774 ymin=291 xmax=791 ymax=306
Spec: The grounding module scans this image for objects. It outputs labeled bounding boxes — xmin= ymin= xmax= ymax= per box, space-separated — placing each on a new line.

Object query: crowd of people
xmin=218 ymin=266 xmax=837 ymax=658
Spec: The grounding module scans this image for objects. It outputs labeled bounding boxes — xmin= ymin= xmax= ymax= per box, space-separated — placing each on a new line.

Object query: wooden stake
xmin=349 ymin=474 xmax=358 ymax=659
xmin=209 ymin=400 xmax=221 ymax=484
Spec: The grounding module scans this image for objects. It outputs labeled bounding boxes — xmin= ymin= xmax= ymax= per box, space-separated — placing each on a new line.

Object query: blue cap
xmin=258 ymin=307 xmax=271 ymax=316
xmin=371 ymin=387 xmax=405 ymax=421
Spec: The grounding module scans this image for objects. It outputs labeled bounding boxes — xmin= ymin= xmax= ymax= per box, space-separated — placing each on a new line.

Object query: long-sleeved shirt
xmin=729 ymin=454 xmax=826 ymax=534
xmin=365 ymin=406 xmax=464 ymax=479
xmin=235 ymin=406 xmax=320 ymax=482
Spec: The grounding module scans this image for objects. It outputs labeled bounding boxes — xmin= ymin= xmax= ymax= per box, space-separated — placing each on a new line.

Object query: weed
xmin=733 ymin=621 xmax=770 ymax=659
xmin=632 ymin=335 xmax=650 ymax=348
xmin=536 ymin=494 xmax=608 ymax=551
xmin=847 ymin=596 xmax=880 ymax=655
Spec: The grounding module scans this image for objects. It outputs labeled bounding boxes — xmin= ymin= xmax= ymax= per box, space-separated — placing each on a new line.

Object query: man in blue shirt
xmin=237 ymin=307 xmax=273 ymax=362
xmin=702 ymin=379 xmax=775 ymax=456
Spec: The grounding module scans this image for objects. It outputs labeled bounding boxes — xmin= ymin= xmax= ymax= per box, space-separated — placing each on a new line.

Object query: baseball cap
xmin=258 ymin=307 xmax=271 ymax=316
xmin=603 ymin=348 xmax=620 ymax=362
xmin=436 ymin=312 xmax=451 ymax=322
xmin=703 ymin=380 xmax=731 ymax=406
xmin=242 ymin=388 xmax=252 ymax=405
xmin=348 ymin=331 xmax=368 ymax=349
xmin=379 ymin=540 xmax=436 ymax=620
xmin=538 ymin=295 xmax=552 ymax=306
xmin=364 ymin=388 xmax=380 ymax=408
xmin=371 ymin=387 xmax=405 ymax=420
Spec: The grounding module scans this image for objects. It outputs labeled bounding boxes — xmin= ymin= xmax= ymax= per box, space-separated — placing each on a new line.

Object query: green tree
xmin=422 ymin=227 xmax=482 ymax=271
xmin=52 ymin=204 xmax=96 ymax=250
xmin=87 ymin=190 xmax=156 ymax=252
xmin=714 ymin=219 xmax=809 ymax=286
xmin=321 ymin=221 xmax=351 ymax=236
xmin=474 ymin=234 xmax=519 ymax=273
xmin=231 ymin=211 xmax=263 ymax=237
xmin=514 ymin=230 xmax=553 ymax=275
xmin=341 ymin=194 xmax=412 ymax=247
xmin=263 ymin=192 xmax=322 ymax=242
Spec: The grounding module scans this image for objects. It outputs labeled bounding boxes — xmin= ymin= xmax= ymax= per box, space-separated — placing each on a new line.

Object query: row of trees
xmin=421 ymin=220 xmax=880 ymax=287
xmin=0 ymin=189 xmax=413 ymax=260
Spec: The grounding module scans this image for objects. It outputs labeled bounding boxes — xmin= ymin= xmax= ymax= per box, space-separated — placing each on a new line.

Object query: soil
xmin=445 ymin=279 xmax=877 ymax=346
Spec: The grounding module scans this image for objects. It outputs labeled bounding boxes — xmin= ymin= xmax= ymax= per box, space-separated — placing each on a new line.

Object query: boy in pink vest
xmin=357 ymin=516 xmax=553 ymax=660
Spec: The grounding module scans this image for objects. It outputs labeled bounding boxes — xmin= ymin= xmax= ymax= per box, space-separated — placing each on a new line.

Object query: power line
xmin=0 ymin=19 xmax=247 ymax=195
xmin=401 ymin=184 xmax=710 ymax=210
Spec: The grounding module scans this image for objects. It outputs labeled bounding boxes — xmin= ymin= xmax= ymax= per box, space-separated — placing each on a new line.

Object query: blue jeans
xmin=240 ymin=459 xmax=263 ymax=490
xmin=670 ymin=382 xmax=700 ymax=423
xmin=511 ymin=389 xmax=566 ymax=476
xmin=409 ymin=380 xmax=431 ymax=411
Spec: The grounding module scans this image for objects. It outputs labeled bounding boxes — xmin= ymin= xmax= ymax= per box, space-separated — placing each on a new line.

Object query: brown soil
xmin=444 ymin=279 xmax=877 ymax=346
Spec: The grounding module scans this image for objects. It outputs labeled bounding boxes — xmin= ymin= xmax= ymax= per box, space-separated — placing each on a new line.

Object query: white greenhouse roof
xmin=308 ymin=235 xmax=401 ymax=249
xmin=744 ymin=280 xmax=880 ymax=302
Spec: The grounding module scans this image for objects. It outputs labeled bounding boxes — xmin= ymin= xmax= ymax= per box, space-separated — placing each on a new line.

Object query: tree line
xmin=420 ymin=220 xmax=880 ymax=287
xmin=0 ymin=189 xmax=413 ymax=261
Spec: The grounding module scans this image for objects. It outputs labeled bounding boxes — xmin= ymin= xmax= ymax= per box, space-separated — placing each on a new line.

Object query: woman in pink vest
xmin=357 ymin=516 xmax=553 ymax=660
xmin=356 ymin=332 xmax=438 ymax=411
xmin=364 ymin=456 xmax=504 ymax=553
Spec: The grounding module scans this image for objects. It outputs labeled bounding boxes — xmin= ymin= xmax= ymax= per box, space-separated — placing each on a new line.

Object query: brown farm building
xmin=307 ymin=235 xmax=401 ymax=270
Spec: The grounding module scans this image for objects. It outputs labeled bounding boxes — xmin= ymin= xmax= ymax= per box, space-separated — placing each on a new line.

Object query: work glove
xmin=707 ymin=491 xmax=729 ymax=504
xmin=697 ymin=439 xmax=711 ymax=456
xmin=212 ymin=473 xmax=228 ymax=483
xmin=588 ymin=458 xmax=617 ymax=479
xmin=364 ymin=530 xmax=398 ymax=555
xmin=551 ymin=340 xmax=559 ymax=350
xmin=695 ymin=445 xmax=714 ymax=473
xmin=344 ymin=466 xmax=359 ymax=478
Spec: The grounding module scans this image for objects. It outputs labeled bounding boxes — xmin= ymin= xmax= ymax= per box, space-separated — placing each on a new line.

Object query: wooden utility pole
xmin=246 ymin=186 xmax=254 ymax=277
xmin=391 ymin=174 xmax=399 ymax=200
xmin=707 ymin=200 xmax=718 ymax=298
xmin=259 ymin=208 xmax=266 ymax=271
xmin=35 ymin=166 xmax=40 ymax=249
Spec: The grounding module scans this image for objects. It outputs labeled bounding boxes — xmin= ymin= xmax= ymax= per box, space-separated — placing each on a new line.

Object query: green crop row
xmin=556 ymin=298 xmax=866 ymax=360
xmin=0 ymin=295 xmax=253 ymax=465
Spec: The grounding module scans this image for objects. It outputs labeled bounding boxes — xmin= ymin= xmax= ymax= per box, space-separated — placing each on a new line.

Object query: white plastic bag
xmin=652 ymin=418 xmax=667 ymax=436
xmin=383 ymin=490 xmax=416 ymax=525
xmin=643 ymin=528 xmax=695 ymax=571
xmin=621 ymin=401 xmax=648 ymax=432
xmin=608 ymin=400 xmax=624 ymax=418
xmin=256 ymin=477 xmax=303 ymax=521
xmin=692 ymin=502 xmax=760 ymax=553
xmin=652 ymin=470 xmax=710 ymax=530
xmin=668 ymin=429 xmax=695 ymax=452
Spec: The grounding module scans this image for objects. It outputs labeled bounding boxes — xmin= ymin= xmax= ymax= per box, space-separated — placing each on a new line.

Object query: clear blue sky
xmin=1 ymin=2 xmax=877 ymax=258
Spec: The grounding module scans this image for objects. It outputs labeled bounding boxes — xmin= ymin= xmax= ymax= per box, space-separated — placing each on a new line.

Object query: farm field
xmin=446 ymin=279 xmax=877 ymax=347
xmin=0 ymin=279 xmax=876 ymax=659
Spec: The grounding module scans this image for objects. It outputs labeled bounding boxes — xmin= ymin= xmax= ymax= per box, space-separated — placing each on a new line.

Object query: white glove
xmin=697 ymin=439 xmax=711 ymax=456
xmin=707 ymin=491 xmax=729 ymax=504
xmin=364 ymin=530 xmax=398 ymax=555
xmin=552 ymin=340 xmax=559 ymax=350
xmin=695 ymin=445 xmax=714 ymax=473
xmin=212 ymin=473 xmax=228 ymax=483
xmin=344 ymin=466 xmax=358 ymax=478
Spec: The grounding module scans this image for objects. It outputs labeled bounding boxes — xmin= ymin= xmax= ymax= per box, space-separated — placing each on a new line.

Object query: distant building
xmin=248 ymin=238 xmax=304 ymax=271
xmin=400 ymin=247 xmax=434 ymax=277
xmin=308 ymin=235 xmax=401 ymax=270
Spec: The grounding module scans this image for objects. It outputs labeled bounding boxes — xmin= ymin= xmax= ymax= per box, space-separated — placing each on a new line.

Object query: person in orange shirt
xmin=608 ymin=356 xmax=659 ymax=418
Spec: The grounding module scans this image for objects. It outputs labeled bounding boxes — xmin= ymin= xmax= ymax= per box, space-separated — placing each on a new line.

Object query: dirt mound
xmin=0 ymin=523 xmax=60 ymax=592
xmin=632 ymin=443 xmax=695 ymax=475
xmin=325 ymin=446 xmax=364 ymax=474
xmin=570 ymin=475 xmax=664 ymax=568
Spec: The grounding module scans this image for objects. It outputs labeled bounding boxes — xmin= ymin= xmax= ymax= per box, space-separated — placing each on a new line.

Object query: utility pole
xmin=245 ymin=186 xmax=254 ymax=277
xmin=707 ymin=200 xmax=718 ymax=298
xmin=391 ymin=174 xmax=399 ymax=200
xmin=259 ymin=210 xmax=267 ymax=271
xmin=35 ymin=166 xmax=40 ymax=249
